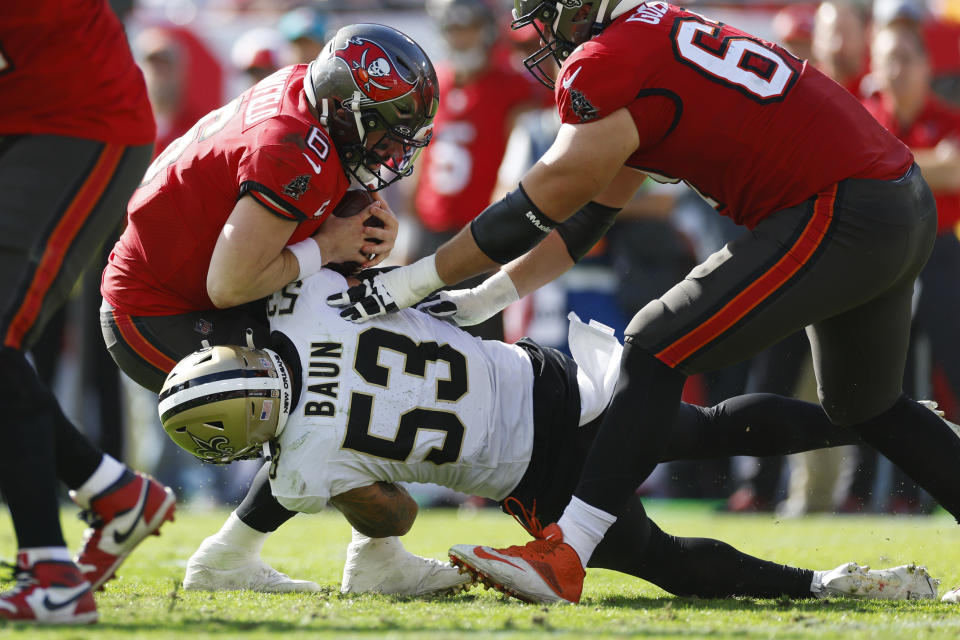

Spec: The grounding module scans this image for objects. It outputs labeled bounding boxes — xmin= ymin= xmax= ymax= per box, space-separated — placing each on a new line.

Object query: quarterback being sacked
xmin=159 ymin=270 xmax=941 ymax=600
xmin=100 ymin=23 xmax=438 ymax=592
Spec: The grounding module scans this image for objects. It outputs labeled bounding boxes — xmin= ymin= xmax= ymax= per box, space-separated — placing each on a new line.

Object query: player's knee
xmin=818 ymin=386 xmax=902 ymax=426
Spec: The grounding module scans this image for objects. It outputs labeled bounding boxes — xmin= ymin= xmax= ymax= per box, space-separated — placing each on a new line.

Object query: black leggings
xmin=589 ymin=495 xmax=813 ymax=598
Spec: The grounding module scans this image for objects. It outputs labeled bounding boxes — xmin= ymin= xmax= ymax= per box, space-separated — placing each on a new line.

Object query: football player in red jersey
xmin=0 ymin=0 xmax=176 ymax=623
xmin=329 ymin=1 xmax=960 ymax=604
xmin=99 ymin=24 xmax=438 ymax=592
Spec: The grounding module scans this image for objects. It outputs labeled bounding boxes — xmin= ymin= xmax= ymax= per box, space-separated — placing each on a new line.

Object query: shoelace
xmin=77 ymin=509 xmax=104 ymax=529
xmin=502 ymin=496 xmax=544 ymax=539
xmin=0 ymin=561 xmax=35 ymax=596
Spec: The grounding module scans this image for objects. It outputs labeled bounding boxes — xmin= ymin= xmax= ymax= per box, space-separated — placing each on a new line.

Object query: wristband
xmin=473 ymin=270 xmax=520 ymax=317
xmin=287 ymin=238 xmax=323 ymax=280
xmin=382 ymin=254 xmax=445 ymax=308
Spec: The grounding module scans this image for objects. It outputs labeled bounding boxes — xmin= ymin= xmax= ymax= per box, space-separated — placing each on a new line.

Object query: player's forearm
xmin=207 ymin=249 xmax=300 ymax=308
xmin=503 ymin=232 xmax=575 ymax=298
xmin=434 ymin=226 xmax=501 ymax=286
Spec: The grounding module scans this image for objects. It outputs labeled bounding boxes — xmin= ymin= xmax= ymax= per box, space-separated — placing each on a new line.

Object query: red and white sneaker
xmin=0 ymin=553 xmax=96 ymax=624
xmin=449 ymin=523 xmax=585 ymax=604
xmin=73 ymin=471 xmax=176 ymax=591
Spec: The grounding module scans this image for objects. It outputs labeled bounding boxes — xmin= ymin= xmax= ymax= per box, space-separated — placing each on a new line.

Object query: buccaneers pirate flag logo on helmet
xmin=335 ymin=36 xmax=416 ymax=102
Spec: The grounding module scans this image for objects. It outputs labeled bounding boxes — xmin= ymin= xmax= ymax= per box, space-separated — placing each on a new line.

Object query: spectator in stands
xmin=231 ymin=27 xmax=287 ymax=87
xmin=813 ymin=0 xmax=871 ymax=95
xmin=135 ymin=25 xmax=224 ymax=158
xmin=278 ymin=6 xmax=328 ymax=64
xmin=773 ymin=4 xmax=817 ymax=61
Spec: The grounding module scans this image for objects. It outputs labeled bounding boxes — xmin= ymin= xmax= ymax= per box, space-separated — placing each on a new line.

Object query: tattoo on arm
xmin=329 ymin=482 xmax=418 ymax=538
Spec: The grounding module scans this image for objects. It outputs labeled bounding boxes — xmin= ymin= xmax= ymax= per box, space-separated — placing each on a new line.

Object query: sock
xmin=214 ymin=511 xmax=269 ymax=556
xmin=69 ymin=455 xmax=127 ymax=508
xmin=557 ymin=496 xmax=617 ymax=568
xmin=810 ymin=570 xmax=828 ymax=595
xmin=20 ymin=546 xmax=72 ymax=566
xmin=351 ymin=527 xmax=372 ymax=545
xmin=235 ymin=463 xmax=297 ymax=533
xmin=573 ymin=341 xmax=686 ymax=513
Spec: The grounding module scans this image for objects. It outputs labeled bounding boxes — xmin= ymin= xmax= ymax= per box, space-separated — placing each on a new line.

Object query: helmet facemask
xmin=326 ymin=95 xmax=433 ymax=191
xmin=511 ymin=1 xmax=612 ymax=89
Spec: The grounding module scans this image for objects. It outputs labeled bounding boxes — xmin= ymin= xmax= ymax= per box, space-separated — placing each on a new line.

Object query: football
xmin=331 ymin=189 xmax=376 ymax=218
xmin=325 ymin=189 xmax=385 ymax=277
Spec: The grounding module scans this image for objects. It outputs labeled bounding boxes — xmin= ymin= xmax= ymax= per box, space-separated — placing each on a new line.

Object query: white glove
xmin=327 ymin=255 xmax=444 ymax=323
xmin=415 ymin=270 xmax=519 ymax=327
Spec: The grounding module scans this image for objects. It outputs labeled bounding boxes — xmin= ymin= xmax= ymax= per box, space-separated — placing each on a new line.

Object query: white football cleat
xmin=183 ymin=536 xmax=320 ymax=593
xmin=816 ymin=562 xmax=939 ymax=600
xmin=942 ymin=586 xmax=960 ymax=603
xmin=342 ymin=534 xmax=472 ymax=596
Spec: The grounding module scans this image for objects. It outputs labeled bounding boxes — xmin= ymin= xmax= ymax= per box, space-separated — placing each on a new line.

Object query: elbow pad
xmin=555 ymin=201 xmax=621 ymax=262
xmin=470 ymin=185 xmax=560 ymax=264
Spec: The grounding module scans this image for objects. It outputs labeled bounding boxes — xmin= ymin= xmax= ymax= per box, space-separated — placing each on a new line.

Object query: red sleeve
xmin=238 ymin=124 xmax=338 ymax=222
xmin=555 ymin=49 xmax=677 ymax=148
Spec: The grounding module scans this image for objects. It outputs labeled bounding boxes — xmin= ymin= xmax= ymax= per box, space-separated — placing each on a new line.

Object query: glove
xmin=327 ymin=256 xmax=443 ymax=323
xmin=414 ymin=270 xmax=519 ymax=327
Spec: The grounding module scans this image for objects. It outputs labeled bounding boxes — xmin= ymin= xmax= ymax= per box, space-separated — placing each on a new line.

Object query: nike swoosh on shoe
xmin=42 ymin=585 xmax=90 ymax=611
xmin=112 ymin=482 xmax=150 ymax=545
xmin=473 ymin=547 xmax=525 ymax=571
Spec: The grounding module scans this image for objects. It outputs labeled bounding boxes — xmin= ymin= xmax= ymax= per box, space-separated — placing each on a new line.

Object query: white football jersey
xmin=267 ymin=270 xmax=535 ymax=514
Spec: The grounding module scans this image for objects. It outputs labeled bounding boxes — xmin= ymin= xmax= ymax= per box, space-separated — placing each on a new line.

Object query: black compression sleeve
xmin=555 ymin=201 xmax=621 ymax=262
xmin=469 ymin=184 xmax=560 ymax=264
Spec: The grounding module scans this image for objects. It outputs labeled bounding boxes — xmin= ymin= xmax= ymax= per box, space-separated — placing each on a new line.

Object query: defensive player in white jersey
xmin=160 ymin=269 xmax=943 ymax=600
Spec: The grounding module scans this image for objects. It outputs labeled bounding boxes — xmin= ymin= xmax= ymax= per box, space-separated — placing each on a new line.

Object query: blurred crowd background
xmin=43 ymin=0 xmax=960 ymax=516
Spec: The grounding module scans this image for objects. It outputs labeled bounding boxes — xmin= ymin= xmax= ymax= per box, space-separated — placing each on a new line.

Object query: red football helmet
xmin=306 ymin=24 xmax=439 ymax=191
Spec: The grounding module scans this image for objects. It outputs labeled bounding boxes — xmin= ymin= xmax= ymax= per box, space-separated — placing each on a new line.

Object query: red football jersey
xmin=863 ymin=93 xmax=960 ymax=232
xmin=0 ymin=0 xmax=154 ymax=144
xmin=555 ymin=2 xmax=913 ymax=228
xmin=415 ymin=61 xmax=547 ymax=232
xmin=102 ymin=65 xmax=349 ymax=315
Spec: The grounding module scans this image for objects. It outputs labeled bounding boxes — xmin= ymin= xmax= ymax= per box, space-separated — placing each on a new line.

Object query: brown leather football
xmin=331 ymin=189 xmax=375 ymax=218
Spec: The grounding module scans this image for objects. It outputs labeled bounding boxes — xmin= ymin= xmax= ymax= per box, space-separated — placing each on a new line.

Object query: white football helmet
xmin=158 ymin=345 xmax=292 ymax=464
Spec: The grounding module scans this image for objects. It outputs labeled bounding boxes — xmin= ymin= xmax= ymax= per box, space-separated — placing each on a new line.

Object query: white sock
xmin=810 ymin=570 xmax=828 ymax=595
xmin=351 ymin=528 xmax=371 ymax=545
xmin=556 ymin=497 xmax=617 ymax=569
xmin=214 ymin=511 xmax=269 ymax=556
xmin=21 ymin=546 xmax=72 ymax=565
xmin=69 ymin=455 xmax=127 ymax=508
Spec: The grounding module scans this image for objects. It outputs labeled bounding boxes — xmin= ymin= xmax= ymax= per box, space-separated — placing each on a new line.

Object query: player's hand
xmin=414 ymin=271 xmax=520 ymax=327
xmin=327 ymin=256 xmax=445 ymax=323
xmin=327 ymin=274 xmax=399 ymax=322
xmin=414 ymin=290 xmax=486 ymax=326
xmin=361 ymin=195 xmax=399 ymax=268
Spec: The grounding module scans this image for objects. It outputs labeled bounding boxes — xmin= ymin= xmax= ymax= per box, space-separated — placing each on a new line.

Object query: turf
xmin=0 ymin=500 xmax=958 ymax=639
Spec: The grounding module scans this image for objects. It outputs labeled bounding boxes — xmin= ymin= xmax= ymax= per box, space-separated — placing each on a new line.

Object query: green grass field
xmin=0 ymin=501 xmax=958 ymax=639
